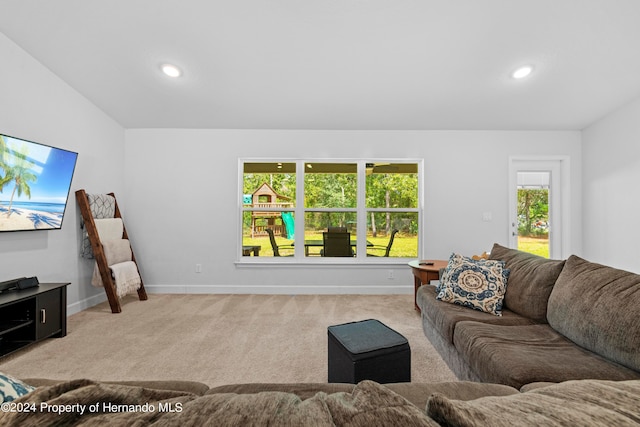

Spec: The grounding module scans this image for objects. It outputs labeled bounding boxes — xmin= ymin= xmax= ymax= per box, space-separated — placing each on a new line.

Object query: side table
xmin=408 ymin=260 xmax=448 ymax=312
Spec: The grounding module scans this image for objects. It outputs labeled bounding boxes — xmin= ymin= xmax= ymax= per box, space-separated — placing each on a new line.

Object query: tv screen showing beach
xmin=0 ymin=133 xmax=78 ymax=232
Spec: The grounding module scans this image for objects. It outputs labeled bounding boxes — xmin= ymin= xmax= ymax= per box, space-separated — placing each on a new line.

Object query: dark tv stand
xmin=0 ymin=283 xmax=68 ymax=358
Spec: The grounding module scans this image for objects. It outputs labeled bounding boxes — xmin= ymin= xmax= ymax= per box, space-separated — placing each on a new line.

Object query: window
xmin=240 ymin=160 xmax=421 ymax=262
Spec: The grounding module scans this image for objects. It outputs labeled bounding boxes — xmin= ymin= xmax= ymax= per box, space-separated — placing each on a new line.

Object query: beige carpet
xmin=0 ymin=293 xmax=457 ymax=387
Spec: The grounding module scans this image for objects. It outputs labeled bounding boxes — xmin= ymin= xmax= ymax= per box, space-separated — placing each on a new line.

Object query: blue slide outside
xmin=281 ymin=212 xmax=295 ymax=239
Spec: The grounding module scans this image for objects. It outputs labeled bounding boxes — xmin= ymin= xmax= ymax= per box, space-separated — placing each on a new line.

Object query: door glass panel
xmin=516 ymin=171 xmax=550 ymax=258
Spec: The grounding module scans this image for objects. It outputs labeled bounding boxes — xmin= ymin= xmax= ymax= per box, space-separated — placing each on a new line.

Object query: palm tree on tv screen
xmin=0 ymin=141 xmax=38 ymax=218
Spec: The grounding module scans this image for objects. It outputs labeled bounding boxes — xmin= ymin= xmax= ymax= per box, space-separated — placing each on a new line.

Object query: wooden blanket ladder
xmin=75 ymin=189 xmax=147 ymax=313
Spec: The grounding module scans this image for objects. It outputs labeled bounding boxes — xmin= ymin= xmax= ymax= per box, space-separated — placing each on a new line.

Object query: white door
xmin=508 ymin=157 xmax=569 ymax=259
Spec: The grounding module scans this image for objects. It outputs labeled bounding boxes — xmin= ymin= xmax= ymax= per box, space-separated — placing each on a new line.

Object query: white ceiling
xmin=1 ymin=0 xmax=640 ymax=130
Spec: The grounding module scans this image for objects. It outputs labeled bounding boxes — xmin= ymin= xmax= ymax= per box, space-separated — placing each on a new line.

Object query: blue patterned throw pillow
xmin=437 ymin=253 xmax=509 ymax=316
xmin=0 ymin=372 xmax=36 ymax=403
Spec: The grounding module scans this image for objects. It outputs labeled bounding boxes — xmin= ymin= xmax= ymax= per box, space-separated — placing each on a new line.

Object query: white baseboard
xmin=144 ymin=284 xmax=413 ymax=295
xmin=67 ymin=292 xmax=107 ymax=315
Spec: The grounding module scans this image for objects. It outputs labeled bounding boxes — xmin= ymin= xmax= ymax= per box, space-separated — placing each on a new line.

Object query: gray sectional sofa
xmin=417 ymin=243 xmax=640 ymax=389
xmin=10 ymin=376 xmax=640 ymax=425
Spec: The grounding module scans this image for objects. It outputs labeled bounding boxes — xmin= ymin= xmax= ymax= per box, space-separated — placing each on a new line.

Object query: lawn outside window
xmin=240 ymin=159 xmax=422 ymax=263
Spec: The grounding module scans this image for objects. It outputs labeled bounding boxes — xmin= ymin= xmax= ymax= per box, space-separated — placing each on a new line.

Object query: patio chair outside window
xmin=367 ymin=229 xmax=399 ymax=257
xmin=322 ymin=232 xmax=354 ymax=257
xmin=267 ymin=228 xmax=292 ymax=257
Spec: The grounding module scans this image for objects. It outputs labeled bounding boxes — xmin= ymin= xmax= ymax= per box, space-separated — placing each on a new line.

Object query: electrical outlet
xmin=195 ymin=264 xmax=202 ymax=273
xmin=387 ymin=270 xmax=394 ymax=280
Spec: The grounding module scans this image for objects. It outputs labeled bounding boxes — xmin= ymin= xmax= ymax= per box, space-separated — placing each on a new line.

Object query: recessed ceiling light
xmin=512 ymin=65 xmax=533 ymax=79
xmin=161 ymin=64 xmax=182 ymax=78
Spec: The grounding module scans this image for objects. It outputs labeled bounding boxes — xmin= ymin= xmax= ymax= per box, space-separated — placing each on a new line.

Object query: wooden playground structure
xmin=246 ymin=182 xmax=294 ymax=238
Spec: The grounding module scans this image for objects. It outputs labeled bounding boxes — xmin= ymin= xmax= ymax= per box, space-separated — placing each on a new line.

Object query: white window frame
xmin=238 ymin=158 xmax=423 ymax=264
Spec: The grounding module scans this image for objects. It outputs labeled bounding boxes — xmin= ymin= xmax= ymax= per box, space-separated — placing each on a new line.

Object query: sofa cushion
xmin=453 ymin=322 xmax=640 ymax=389
xmin=418 ymin=285 xmax=536 ymax=344
xmin=489 ymin=243 xmax=565 ymax=322
xmin=547 ymin=255 xmax=640 ymax=372
xmin=427 ymin=379 xmax=640 ymax=427
xmin=437 ymin=253 xmax=509 ymax=316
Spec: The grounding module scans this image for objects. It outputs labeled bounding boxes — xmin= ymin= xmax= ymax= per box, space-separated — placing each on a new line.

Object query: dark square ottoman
xmin=327 ymin=319 xmax=411 ymax=384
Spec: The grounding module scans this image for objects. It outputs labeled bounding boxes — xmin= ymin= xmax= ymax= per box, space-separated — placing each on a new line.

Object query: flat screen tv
xmin=0 ymin=133 xmax=78 ymax=232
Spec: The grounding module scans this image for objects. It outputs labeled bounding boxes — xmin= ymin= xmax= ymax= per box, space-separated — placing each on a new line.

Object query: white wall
xmin=0 ymin=33 xmax=125 ymax=313
xmin=582 ymin=95 xmax=640 ymax=273
xmin=124 ymin=129 xmax=581 ymax=294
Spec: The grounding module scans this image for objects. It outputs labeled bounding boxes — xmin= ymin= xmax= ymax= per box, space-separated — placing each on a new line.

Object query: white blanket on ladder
xmin=109 ymin=261 xmax=142 ymax=298
xmin=91 ymin=238 xmax=141 ymax=298
xmin=94 ymin=218 xmax=123 ymax=241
